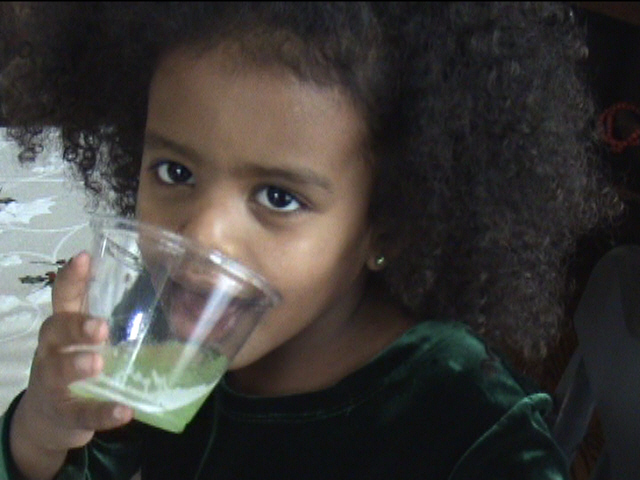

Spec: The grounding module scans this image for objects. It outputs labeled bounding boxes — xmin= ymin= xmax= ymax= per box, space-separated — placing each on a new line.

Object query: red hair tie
xmin=599 ymin=102 xmax=640 ymax=154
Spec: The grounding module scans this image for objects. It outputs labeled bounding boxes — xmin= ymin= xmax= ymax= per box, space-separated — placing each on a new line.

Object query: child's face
xmin=136 ymin=47 xmax=378 ymax=373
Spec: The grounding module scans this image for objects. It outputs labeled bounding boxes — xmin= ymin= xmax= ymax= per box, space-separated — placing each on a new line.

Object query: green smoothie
xmin=69 ymin=341 xmax=228 ymax=433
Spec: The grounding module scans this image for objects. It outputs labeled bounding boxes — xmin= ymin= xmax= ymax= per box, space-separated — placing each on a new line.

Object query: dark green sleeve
xmin=449 ymin=393 xmax=569 ymax=480
xmin=54 ymin=432 xmax=142 ymax=480
xmin=0 ymin=392 xmax=143 ymax=480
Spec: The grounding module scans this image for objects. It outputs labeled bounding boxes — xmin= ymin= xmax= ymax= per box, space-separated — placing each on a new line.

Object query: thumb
xmin=52 ymin=251 xmax=92 ymax=314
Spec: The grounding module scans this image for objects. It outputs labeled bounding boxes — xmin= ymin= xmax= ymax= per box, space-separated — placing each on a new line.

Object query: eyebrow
xmin=144 ymin=131 xmax=204 ymax=162
xmin=232 ymin=164 xmax=333 ymax=192
xmin=144 ymin=131 xmax=333 ymax=192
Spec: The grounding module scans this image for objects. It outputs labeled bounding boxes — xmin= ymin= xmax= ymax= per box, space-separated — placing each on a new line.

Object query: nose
xmin=178 ymin=192 xmax=245 ymax=261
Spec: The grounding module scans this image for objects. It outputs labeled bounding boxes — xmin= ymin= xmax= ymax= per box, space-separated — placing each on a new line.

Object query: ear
xmin=364 ymin=224 xmax=404 ymax=272
xmin=366 ymin=253 xmax=387 ymax=271
xmin=365 ymin=227 xmax=390 ymax=272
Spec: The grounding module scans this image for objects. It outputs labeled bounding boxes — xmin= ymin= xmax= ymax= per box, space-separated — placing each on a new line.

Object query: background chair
xmin=553 ymin=245 xmax=640 ymax=479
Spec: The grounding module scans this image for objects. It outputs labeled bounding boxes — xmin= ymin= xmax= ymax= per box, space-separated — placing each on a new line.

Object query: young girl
xmin=0 ymin=3 xmax=619 ymax=479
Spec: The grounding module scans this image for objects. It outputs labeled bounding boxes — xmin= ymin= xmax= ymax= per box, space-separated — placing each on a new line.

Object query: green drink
xmin=69 ymin=341 xmax=228 ymax=433
xmin=71 ymin=216 xmax=280 ymax=433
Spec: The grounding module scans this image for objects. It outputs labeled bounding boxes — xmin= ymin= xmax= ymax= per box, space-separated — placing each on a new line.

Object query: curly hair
xmin=0 ymin=2 xmax=620 ymax=370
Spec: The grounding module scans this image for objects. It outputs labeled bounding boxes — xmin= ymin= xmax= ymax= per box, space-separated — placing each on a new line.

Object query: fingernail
xmin=70 ymin=251 xmax=89 ymax=268
xmin=113 ymin=405 xmax=130 ymax=421
xmin=83 ymin=319 xmax=101 ymax=337
xmin=74 ymin=354 xmax=94 ymax=373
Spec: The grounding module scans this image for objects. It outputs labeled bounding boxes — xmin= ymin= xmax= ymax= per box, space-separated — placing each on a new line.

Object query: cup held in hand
xmin=68 ymin=216 xmax=280 ymax=432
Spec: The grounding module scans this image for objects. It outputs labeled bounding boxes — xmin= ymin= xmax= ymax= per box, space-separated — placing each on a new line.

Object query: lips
xmin=163 ymin=277 xmax=247 ymax=345
xmin=169 ymin=281 xmax=209 ymax=325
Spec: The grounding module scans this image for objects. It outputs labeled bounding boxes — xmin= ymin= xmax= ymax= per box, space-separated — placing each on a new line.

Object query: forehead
xmin=146 ymin=46 xmax=371 ymax=179
xmin=153 ymin=40 xmax=358 ymax=105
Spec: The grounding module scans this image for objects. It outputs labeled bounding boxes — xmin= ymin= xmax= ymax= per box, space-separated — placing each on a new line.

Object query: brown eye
xmin=154 ymin=161 xmax=195 ymax=185
xmin=255 ymin=186 xmax=301 ymax=212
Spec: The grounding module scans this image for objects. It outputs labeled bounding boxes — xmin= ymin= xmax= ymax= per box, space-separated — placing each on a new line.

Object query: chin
xmin=227 ymin=346 xmax=262 ymax=370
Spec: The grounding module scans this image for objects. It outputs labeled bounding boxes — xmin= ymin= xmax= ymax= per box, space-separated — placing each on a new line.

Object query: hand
xmin=9 ymin=252 xmax=134 ymax=479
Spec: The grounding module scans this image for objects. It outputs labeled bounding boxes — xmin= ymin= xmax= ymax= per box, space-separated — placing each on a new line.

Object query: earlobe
xmin=367 ymin=254 xmax=386 ymax=271
xmin=366 ymin=226 xmax=390 ymax=271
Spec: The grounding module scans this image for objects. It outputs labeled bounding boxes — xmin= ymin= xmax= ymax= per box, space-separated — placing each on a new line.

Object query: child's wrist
xmin=9 ymin=395 xmax=68 ymax=480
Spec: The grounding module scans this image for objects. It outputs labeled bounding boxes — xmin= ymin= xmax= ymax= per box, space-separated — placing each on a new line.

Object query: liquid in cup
xmin=68 ymin=216 xmax=280 ymax=433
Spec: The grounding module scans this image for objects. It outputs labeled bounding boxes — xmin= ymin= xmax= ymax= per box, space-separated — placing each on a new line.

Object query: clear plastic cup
xmin=67 ymin=216 xmax=280 ymax=433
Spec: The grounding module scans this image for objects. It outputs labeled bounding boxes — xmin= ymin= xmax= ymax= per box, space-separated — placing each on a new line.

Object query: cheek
xmin=230 ymin=247 xmax=369 ymax=369
xmin=268 ymin=226 xmax=369 ymax=286
xmin=264 ymin=230 xmax=371 ymax=320
xmin=134 ymin=177 xmax=154 ymax=220
xmin=135 ymin=180 xmax=178 ymax=229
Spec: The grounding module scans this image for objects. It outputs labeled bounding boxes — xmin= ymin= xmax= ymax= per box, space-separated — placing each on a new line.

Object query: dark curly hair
xmin=0 ymin=2 xmax=620 ymax=370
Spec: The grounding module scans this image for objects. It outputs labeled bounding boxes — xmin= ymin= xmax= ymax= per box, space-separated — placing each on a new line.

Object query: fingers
xmin=14 ymin=385 xmax=134 ymax=455
xmin=38 ymin=314 xmax=108 ymax=357
xmin=24 ymin=312 xmax=133 ymax=451
xmin=16 ymin=250 xmax=136 ymax=458
xmin=44 ymin=250 xmax=107 ymax=379
xmin=35 ymin=343 xmax=103 ymax=390
xmin=34 ymin=314 xmax=107 ymax=387
xmin=52 ymin=251 xmax=91 ymax=314
xmin=61 ymin=399 xmax=134 ymax=433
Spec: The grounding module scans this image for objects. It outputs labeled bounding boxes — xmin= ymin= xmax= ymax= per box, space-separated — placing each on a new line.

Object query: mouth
xmin=168 ymin=280 xmax=209 ymax=324
xmin=163 ymin=276 xmax=261 ymax=346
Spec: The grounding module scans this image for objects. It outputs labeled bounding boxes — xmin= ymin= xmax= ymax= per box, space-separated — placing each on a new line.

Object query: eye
xmin=152 ymin=161 xmax=195 ymax=185
xmin=255 ymin=186 xmax=302 ymax=212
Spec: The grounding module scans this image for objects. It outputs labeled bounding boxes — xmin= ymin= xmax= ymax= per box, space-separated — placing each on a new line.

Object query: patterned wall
xmin=0 ymin=129 xmax=92 ymax=413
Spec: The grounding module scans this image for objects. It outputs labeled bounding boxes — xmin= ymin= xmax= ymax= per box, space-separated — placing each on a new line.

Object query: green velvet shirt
xmin=1 ymin=321 xmax=569 ymax=479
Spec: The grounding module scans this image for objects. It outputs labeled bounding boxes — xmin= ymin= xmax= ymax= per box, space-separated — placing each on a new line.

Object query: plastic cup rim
xmin=89 ymin=214 xmax=281 ymax=308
